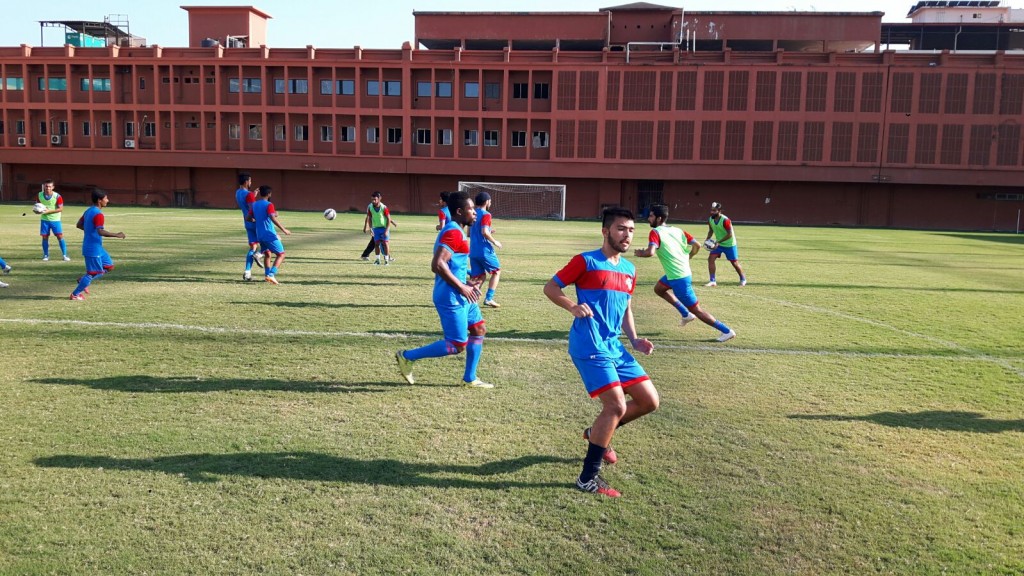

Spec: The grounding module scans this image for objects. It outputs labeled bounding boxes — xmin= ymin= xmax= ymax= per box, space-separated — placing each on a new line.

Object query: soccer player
xmin=704 ymin=201 xmax=747 ymax=287
xmin=0 ymin=252 xmax=10 ymax=288
xmin=362 ymin=191 xmax=396 ymax=265
xmin=543 ymin=206 xmax=658 ymax=498
xmin=436 ymin=191 xmax=452 ymax=231
xmin=250 ymin=185 xmax=290 ymax=285
xmin=395 ymin=191 xmax=493 ymax=389
xmin=635 ymin=204 xmax=736 ymax=342
xmin=469 ymin=192 xmax=503 ymax=308
xmin=70 ymin=189 xmax=125 ymax=300
xmin=234 ymin=172 xmax=262 ymax=281
xmin=38 ymin=180 xmax=71 ymax=262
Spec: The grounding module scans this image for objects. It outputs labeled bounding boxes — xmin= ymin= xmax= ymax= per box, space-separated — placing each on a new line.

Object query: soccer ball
xmin=703 ymin=238 xmax=718 ymax=250
xmin=32 ymin=202 xmax=47 ymax=214
xmin=323 ymin=208 xmax=337 ymax=221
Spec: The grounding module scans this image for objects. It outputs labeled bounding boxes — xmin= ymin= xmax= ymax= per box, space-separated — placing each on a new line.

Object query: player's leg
xmin=483 ymin=254 xmax=501 ymax=306
xmin=397 ymin=304 xmax=467 ymax=383
xmin=71 ymin=256 xmax=104 ymax=298
xmin=615 ymin=353 xmax=658 ymax=427
xmin=360 ymin=237 xmax=375 ymax=260
xmin=380 ymin=240 xmax=390 ymax=265
xmin=0 ymin=255 xmax=8 ymax=288
xmin=573 ymin=359 xmax=626 ymax=497
xmin=40 ymin=221 xmax=51 ymax=260
xmin=462 ymin=306 xmax=491 ymax=387
xmin=655 ymin=277 xmax=695 ymax=323
xmin=725 ymin=247 xmax=746 ymax=285
xmin=706 ymin=250 xmax=720 ymax=286
xmin=53 ymin=222 xmax=69 ymax=260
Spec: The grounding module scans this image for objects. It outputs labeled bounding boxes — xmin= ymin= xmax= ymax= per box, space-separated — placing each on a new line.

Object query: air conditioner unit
xmin=124 ymin=139 xmax=136 ymax=148
xmin=50 ymin=135 xmax=62 ymax=145
xmin=17 ymin=137 xmax=27 ymax=146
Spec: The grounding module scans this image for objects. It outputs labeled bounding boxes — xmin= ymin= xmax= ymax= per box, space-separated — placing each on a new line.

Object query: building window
xmin=417 ymin=81 xmax=431 ymax=97
xmin=511 ymin=131 xmax=526 ymax=147
xmin=484 ymin=130 xmax=499 ymax=146
xmin=82 ymin=121 xmax=91 ymax=136
xmin=294 ymin=125 xmax=309 ymax=141
xmin=243 ymin=78 xmax=261 ymax=93
xmin=464 ymin=82 xmax=479 ymax=98
xmin=38 ymin=77 xmax=67 ymax=91
xmin=339 ymin=126 xmax=355 ymax=142
xmin=464 ymin=129 xmax=478 ymax=146
xmin=228 ymin=124 xmax=240 ymax=139
xmin=320 ymin=79 xmax=333 ymax=95
xmin=249 ymin=124 xmax=263 ymax=140
xmin=289 ymin=79 xmax=308 ymax=94
xmin=80 ymin=78 xmax=111 ymax=91
xmin=58 ymin=121 xmax=68 ymax=135
xmin=162 ymin=77 xmax=171 ymax=84
xmin=207 ymin=122 xmax=216 ymax=129
xmin=366 ymin=127 xmax=379 ymax=143
xmin=533 ymin=131 xmax=549 ymax=148
xmin=229 ymin=78 xmax=240 ymax=93
xmin=4 ymin=77 xmax=25 ymax=90
xmin=534 ymin=83 xmax=550 ymax=99
xmin=139 ymin=77 xmax=146 ymax=90
xmin=513 ymin=83 xmax=529 ymax=99
xmin=0 ymin=121 xmax=4 ymax=134
xmin=338 ymin=79 xmax=355 ymax=95
xmin=320 ymin=125 xmax=333 ymax=142
xmin=274 ymin=124 xmax=286 ymax=141
xmin=436 ymin=82 xmax=452 ymax=98
xmin=485 ymin=82 xmax=500 ymax=99
xmin=384 ymin=81 xmax=401 ymax=96
xmin=16 ymin=120 xmax=26 ymax=134
xmin=184 ymin=122 xmax=199 ymax=129
xmin=274 ymin=79 xmax=284 ymax=93
xmin=437 ymin=128 xmax=452 ymax=145
xmin=387 ymin=127 xmax=402 ymax=144
xmin=144 ymin=122 xmax=156 ymax=137
xmin=39 ymin=122 xmax=47 ymax=135
xmin=367 ymin=81 xmax=380 ymax=96
xmin=416 ymin=128 xmax=431 ymax=145
xmin=125 ymin=122 xmax=135 ymax=137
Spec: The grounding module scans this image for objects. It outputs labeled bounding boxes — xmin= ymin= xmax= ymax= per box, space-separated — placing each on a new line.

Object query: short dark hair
xmin=91 ymin=189 xmax=108 ymax=203
xmin=371 ymin=191 xmax=382 ymax=198
xmin=474 ymin=191 xmax=491 ymax=206
xmin=237 ymin=172 xmax=251 ymax=186
xmin=649 ymin=204 xmax=669 ymax=219
xmin=601 ymin=206 xmax=634 ymax=228
xmin=257 ymin=185 xmax=272 ymax=197
xmin=447 ymin=191 xmax=471 ymax=212
xmin=44 ymin=179 xmax=55 ymax=185
xmin=439 ymin=191 xmax=451 ymax=203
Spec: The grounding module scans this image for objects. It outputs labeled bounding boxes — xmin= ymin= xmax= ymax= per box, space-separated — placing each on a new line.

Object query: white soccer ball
xmin=703 ymin=239 xmax=718 ymax=250
xmin=323 ymin=208 xmax=337 ymax=221
xmin=32 ymin=202 xmax=46 ymax=214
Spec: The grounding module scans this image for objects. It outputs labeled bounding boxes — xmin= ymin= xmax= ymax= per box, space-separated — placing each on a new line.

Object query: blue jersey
xmin=439 ymin=205 xmax=451 ymax=228
xmin=252 ymin=199 xmax=279 ymax=241
xmin=552 ymin=249 xmax=637 ymax=360
xmin=235 ymin=187 xmax=256 ymax=222
xmin=79 ymin=206 xmax=106 ymax=257
xmin=469 ymin=208 xmax=495 ymax=258
xmin=432 ymin=220 xmax=471 ymax=307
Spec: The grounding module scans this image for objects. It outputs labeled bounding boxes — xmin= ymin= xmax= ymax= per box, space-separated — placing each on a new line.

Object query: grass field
xmin=0 ymin=202 xmax=1022 ymax=575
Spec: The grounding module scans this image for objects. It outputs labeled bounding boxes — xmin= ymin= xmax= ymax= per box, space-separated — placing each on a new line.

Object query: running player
xmin=543 ymin=206 xmax=658 ymax=498
xmin=704 ymin=201 xmax=747 ymax=286
xmin=395 ymin=191 xmax=493 ymax=389
xmin=0 ymin=252 xmax=10 ymax=288
xmin=38 ymin=180 xmax=70 ymax=262
xmin=250 ymin=185 xmax=290 ymax=285
xmin=362 ymin=191 xmax=396 ymax=265
xmin=635 ymin=204 xmax=736 ymax=342
xmin=70 ymin=189 xmax=125 ymax=300
xmin=469 ymin=192 xmax=503 ymax=308
xmin=234 ymin=172 xmax=262 ymax=281
xmin=436 ymin=191 xmax=451 ymax=231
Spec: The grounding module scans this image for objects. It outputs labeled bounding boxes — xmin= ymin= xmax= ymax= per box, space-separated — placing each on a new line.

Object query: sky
xmin=0 ymin=0 xmax=1015 ymax=50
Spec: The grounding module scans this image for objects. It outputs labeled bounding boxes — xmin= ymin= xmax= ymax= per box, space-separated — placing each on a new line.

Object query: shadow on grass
xmin=789 ymin=410 xmax=1024 ymax=433
xmin=936 ymin=232 xmax=1024 ymax=246
xmin=30 ymin=375 xmax=424 ymax=393
xmin=34 ymin=451 xmax=574 ymax=488
xmin=233 ymin=301 xmax=432 ymax=310
xmin=731 ymin=282 xmax=1024 ymax=295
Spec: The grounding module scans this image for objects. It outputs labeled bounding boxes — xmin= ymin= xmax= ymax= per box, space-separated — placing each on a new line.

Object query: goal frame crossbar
xmin=457 ymin=181 xmax=566 ymax=221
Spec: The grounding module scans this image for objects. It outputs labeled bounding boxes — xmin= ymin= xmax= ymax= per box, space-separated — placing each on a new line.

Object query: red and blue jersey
xmin=433 ymin=220 xmax=471 ymax=307
xmin=235 ymin=187 xmax=256 ymax=222
xmin=252 ymin=199 xmax=279 ymax=241
xmin=438 ymin=205 xmax=451 ymax=228
xmin=552 ymin=249 xmax=637 ymax=360
xmin=469 ymin=208 xmax=495 ymax=258
xmin=78 ymin=206 xmax=106 ymax=257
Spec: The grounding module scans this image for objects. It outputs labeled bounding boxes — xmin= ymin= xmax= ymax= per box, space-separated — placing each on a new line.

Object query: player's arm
xmin=688 ymin=238 xmax=702 ymax=258
xmin=635 ymin=230 xmax=658 ymax=257
xmin=363 ymin=211 xmax=371 ymax=233
xmin=705 ymin=224 xmax=714 ymax=241
xmin=482 ymin=227 xmax=502 ymax=249
xmin=432 ymin=246 xmax=479 ymax=302
xmin=621 ymin=301 xmax=653 ymax=355
xmin=270 ymin=212 xmax=291 ymax=236
xmin=543 ymin=280 xmax=593 ymax=319
xmin=384 ymin=208 xmax=392 ymax=233
xmin=98 ymin=228 xmax=126 ymax=240
xmin=76 ymin=216 xmax=85 ymax=231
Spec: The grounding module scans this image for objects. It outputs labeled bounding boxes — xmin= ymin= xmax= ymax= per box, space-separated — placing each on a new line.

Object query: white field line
xmin=1 ymin=317 xmax=1020 ymax=377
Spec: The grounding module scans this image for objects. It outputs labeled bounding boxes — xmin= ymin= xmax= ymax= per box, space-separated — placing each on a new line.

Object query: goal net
xmin=457 ymin=181 xmax=566 ymax=221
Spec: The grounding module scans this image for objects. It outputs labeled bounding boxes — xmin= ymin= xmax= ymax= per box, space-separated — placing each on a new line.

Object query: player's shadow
xmin=789 ymin=411 xmax=1024 ymax=433
xmin=30 ymin=375 xmax=419 ymax=393
xmin=234 ymin=301 xmax=432 ymax=310
xmin=936 ymin=232 xmax=1024 ymax=246
xmin=491 ymin=329 xmax=567 ymax=341
xmin=746 ymin=281 xmax=1024 ymax=295
xmin=34 ymin=451 xmax=574 ymax=488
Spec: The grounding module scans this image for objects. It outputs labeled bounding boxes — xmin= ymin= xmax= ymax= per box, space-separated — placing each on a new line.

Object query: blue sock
xmin=246 ymin=250 xmax=254 ymax=271
xmin=485 ymin=289 xmax=495 ymax=302
xmin=270 ymin=266 xmax=278 ymax=276
xmin=42 ymin=239 xmax=49 ymax=258
xmin=673 ymin=301 xmax=690 ymax=318
xmin=713 ymin=321 xmax=731 ymax=334
xmin=0 ymin=256 xmax=7 ymax=269
xmin=73 ymin=274 xmax=94 ymax=296
xmin=58 ymin=238 xmax=67 ymax=256
xmin=709 ymin=274 xmax=716 ymax=282
xmin=740 ymin=275 xmax=746 ymax=282
xmin=579 ymin=442 xmax=607 ymax=483
xmin=403 ymin=339 xmax=457 ymax=361
xmin=463 ymin=335 xmax=484 ymax=382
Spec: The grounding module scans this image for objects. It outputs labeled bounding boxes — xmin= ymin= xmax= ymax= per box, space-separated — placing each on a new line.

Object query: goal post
xmin=457 ymin=181 xmax=566 ymax=221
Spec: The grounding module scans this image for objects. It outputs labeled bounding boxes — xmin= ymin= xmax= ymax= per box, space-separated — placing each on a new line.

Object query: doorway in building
xmin=637 ymin=180 xmax=664 ymax=219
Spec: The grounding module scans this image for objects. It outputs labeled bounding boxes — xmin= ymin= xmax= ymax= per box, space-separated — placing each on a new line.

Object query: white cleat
xmin=395 ymin=351 xmax=415 ymax=384
xmin=0 ymin=280 xmax=9 ymax=288
xmin=704 ymin=280 xmax=716 ymax=287
xmin=63 ymin=255 xmax=71 ymax=261
xmin=42 ymin=256 xmax=49 ymax=262
xmin=484 ymin=300 xmax=500 ymax=308
xmin=361 ymin=256 xmax=370 ymax=261
xmin=2 ymin=265 xmax=11 ymax=274
xmin=739 ymin=279 xmax=747 ymax=286
xmin=464 ymin=379 xmax=494 ymax=389
xmin=243 ymin=270 xmax=252 ymax=281
xmin=680 ymin=314 xmax=697 ymax=327
xmin=717 ymin=330 xmax=737 ymax=342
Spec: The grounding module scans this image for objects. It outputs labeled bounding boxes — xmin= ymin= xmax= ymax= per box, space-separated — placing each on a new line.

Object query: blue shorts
xmin=436 ymin=301 xmax=484 ymax=346
xmin=710 ymin=245 xmax=739 ymax=261
xmin=40 ymin=220 xmax=64 ymax=237
xmin=372 ymin=227 xmax=390 ymax=242
xmin=659 ymin=275 xmax=698 ymax=308
xmin=243 ymin=222 xmax=258 ymax=244
xmin=259 ymin=237 xmax=285 ymax=255
xmin=84 ymin=250 xmax=114 ymax=275
xmin=571 ymin=352 xmax=650 ymax=398
xmin=469 ymin=253 xmax=501 ymax=277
